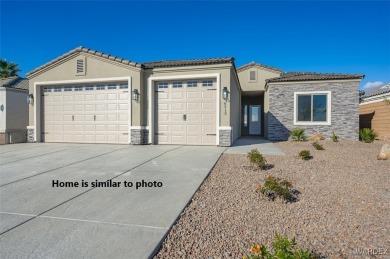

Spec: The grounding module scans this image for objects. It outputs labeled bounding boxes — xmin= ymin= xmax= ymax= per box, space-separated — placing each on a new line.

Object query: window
xmin=74 ymin=86 xmax=83 ymax=91
xmin=202 ymin=80 xmax=213 ymax=87
xmin=54 ymin=86 xmax=61 ymax=92
xmin=294 ymin=91 xmax=331 ymax=125
xmin=250 ymin=71 xmax=257 ymax=81
xmin=187 ymin=81 xmax=198 ymax=87
xmin=64 ymin=86 xmax=72 ymax=91
xmin=44 ymin=87 xmax=52 ymax=92
xmin=243 ymin=105 xmax=248 ymax=127
xmin=85 ymin=85 xmax=94 ymax=91
xmin=119 ymin=84 xmax=128 ymax=89
xmin=172 ymin=81 xmax=183 ymax=88
xmin=158 ymin=82 xmax=168 ymax=88
xmin=96 ymin=85 xmax=105 ymax=90
xmin=108 ymin=84 xmax=117 ymax=89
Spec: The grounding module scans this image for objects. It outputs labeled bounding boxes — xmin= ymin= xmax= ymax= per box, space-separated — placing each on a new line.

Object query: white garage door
xmin=155 ymin=79 xmax=216 ymax=145
xmin=42 ymin=83 xmax=130 ymax=144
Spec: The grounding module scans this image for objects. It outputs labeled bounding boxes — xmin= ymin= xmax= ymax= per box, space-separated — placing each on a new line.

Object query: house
xmin=360 ymin=83 xmax=390 ymax=141
xmin=26 ymin=46 xmax=364 ymax=146
xmin=0 ymin=76 xmax=29 ymax=144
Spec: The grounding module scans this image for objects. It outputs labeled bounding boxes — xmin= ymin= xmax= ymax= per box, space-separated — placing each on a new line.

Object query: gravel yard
xmin=155 ymin=140 xmax=389 ymax=259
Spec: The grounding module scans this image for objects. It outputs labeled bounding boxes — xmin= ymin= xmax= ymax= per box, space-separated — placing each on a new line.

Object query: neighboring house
xmin=0 ymin=76 xmax=29 ymax=144
xmin=26 ymin=47 xmax=364 ymax=146
xmin=360 ymin=84 xmax=390 ymax=140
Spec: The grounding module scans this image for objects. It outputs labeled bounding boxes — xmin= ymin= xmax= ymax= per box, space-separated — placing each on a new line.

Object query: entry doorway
xmin=249 ymin=105 xmax=261 ymax=135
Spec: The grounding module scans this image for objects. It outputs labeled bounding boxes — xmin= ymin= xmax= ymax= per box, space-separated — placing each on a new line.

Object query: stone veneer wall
xmin=268 ymin=81 xmax=360 ymax=141
xmin=131 ymin=128 xmax=149 ymax=144
xmin=219 ymin=129 xmax=232 ymax=146
xmin=27 ymin=127 xmax=35 ymax=143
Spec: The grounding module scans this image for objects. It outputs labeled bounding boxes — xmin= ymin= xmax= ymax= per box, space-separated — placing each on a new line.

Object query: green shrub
xmin=290 ymin=129 xmax=307 ymax=141
xmin=256 ymin=176 xmax=295 ymax=202
xmin=247 ymin=148 xmax=267 ymax=170
xmin=299 ymin=150 xmax=311 ymax=160
xmin=312 ymin=142 xmax=324 ymax=150
xmin=331 ymin=131 xmax=339 ymax=142
xmin=245 ymin=233 xmax=318 ymax=259
xmin=359 ymin=128 xmax=377 ymax=143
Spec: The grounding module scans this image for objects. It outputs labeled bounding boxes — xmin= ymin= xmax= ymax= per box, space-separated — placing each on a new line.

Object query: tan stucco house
xmin=0 ymin=76 xmax=29 ymax=144
xmin=26 ymin=47 xmax=364 ymax=146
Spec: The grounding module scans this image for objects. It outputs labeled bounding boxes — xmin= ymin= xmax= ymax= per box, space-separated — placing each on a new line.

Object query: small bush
xmin=290 ymin=129 xmax=307 ymax=141
xmin=244 ymin=233 xmax=318 ymax=259
xmin=331 ymin=131 xmax=339 ymax=142
xmin=247 ymin=148 xmax=267 ymax=170
xmin=312 ymin=142 xmax=324 ymax=150
xmin=299 ymin=150 xmax=311 ymax=160
xmin=359 ymin=128 xmax=377 ymax=143
xmin=256 ymin=176 xmax=295 ymax=202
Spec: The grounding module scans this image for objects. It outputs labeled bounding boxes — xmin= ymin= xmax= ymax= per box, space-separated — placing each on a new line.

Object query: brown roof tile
xmin=266 ymin=72 xmax=364 ymax=83
xmin=0 ymin=76 xmax=29 ymax=91
xmin=237 ymin=61 xmax=281 ymax=72
xmin=142 ymin=57 xmax=234 ymax=68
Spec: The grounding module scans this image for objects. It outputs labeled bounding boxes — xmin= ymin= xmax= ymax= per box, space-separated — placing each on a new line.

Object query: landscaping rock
xmin=308 ymin=132 xmax=325 ymax=141
xmin=377 ymin=143 xmax=390 ymax=160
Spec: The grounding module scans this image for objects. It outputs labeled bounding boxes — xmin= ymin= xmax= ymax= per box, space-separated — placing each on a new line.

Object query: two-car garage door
xmin=42 ymin=82 xmax=130 ymax=144
xmin=155 ymin=79 xmax=217 ymax=145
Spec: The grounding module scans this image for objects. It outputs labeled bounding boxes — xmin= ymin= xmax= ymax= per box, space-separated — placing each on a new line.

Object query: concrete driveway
xmin=0 ymin=143 xmax=225 ymax=259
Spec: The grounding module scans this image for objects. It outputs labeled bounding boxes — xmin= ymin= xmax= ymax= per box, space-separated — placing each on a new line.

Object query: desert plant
xmin=359 ymin=128 xmax=377 ymax=143
xmin=247 ymin=148 xmax=267 ymax=170
xmin=331 ymin=131 xmax=339 ymax=142
xmin=312 ymin=142 xmax=324 ymax=150
xmin=244 ymin=233 xmax=318 ymax=259
xmin=290 ymin=129 xmax=307 ymax=141
xmin=299 ymin=150 xmax=311 ymax=160
xmin=256 ymin=176 xmax=295 ymax=202
xmin=383 ymin=98 xmax=390 ymax=105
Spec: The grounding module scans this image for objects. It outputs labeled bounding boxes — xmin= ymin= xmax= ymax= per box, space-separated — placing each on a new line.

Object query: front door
xmin=249 ymin=105 xmax=261 ymax=135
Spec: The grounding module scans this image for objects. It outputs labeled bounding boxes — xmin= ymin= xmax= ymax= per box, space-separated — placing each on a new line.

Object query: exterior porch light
xmin=223 ymin=87 xmax=229 ymax=101
xmin=27 ymin=94 xmax=34 ymax=105
xmin=132 ymin=89 xmax=140 ymax=102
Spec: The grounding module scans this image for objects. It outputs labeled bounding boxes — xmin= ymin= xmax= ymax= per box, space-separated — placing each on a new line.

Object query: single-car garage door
xmin=42 ymin=82 xmax=130 ymax=144
xmin=155 ymin=79 xmax=216 ymax=145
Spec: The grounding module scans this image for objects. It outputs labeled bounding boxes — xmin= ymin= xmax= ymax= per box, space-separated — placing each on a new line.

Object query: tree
xmin=0 ymin=59 xmax=21 ymax=78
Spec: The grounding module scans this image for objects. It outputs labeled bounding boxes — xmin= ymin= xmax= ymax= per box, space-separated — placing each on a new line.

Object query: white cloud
xmin=363 ymin=81 xmax=384 ymax=90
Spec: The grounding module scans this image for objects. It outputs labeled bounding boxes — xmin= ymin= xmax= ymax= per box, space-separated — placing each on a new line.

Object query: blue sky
xmin=1 ymin=1 xmax=389 ymax=90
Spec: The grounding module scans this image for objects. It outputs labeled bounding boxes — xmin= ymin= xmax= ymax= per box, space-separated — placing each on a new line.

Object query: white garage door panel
xmin=42 ymin=84 xmax=129 ymax=144
xmin=155 ymin=80 xmax=216 ymax=146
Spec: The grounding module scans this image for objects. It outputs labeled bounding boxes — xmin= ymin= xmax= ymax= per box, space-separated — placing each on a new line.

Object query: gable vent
xmin=77 ymin=59 xmax=84 ymax=73
xmin=76 ymin=57 xmax=86 ymax=75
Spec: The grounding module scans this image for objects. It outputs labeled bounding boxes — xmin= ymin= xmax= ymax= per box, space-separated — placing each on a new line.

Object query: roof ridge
xmin=27 ymin=46 xmax=141 ymax=77
xmin=237 ymin=61 xmax=281 ymax=72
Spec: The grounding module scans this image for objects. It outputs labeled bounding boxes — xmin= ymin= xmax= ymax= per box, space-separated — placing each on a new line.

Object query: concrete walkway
xmin=224 ymin=136 xmax=285 ymax=155
xmin=0 ymin=143 xmax=225 ymax=259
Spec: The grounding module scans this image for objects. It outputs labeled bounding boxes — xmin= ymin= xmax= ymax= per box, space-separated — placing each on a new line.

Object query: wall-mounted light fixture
xmin=132 ymin=89 xmax=140 ymax=102
xmin=27 ymin=94 xmax=34 ymax=105
xmin=0 ymin=104 xmax=4 ymax=112
xmin=223 ymin=87 xmax=229 ymax=101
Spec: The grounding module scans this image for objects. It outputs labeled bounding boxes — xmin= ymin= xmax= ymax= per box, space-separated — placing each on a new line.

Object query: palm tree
xmin=0 ymin=59 xmax=21 ymax=78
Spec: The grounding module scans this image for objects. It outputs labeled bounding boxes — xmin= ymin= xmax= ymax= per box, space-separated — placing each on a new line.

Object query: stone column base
xmin=27 ymin=126 xmax=35 ymax=143
xmin=131 ymin=127 xmax=149 ymax=144
xmin=219 ymin=128 xmax=232 ymax=147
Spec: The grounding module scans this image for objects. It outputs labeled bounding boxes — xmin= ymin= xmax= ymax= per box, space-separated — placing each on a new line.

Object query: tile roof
xmin=237 ymin=61 xmax=281 ymax=72
xmin=142 ymin=57 xmax=234 ymax=68
xmin=27 ymin=46 xmax=142 ymax=76
xmin=363 ymin=85 xmax=390 ymax=98
xmin=266 ymin=72 xmax=364 ymax=83
xmin=0 ymin=76 xmax=29 ymax=91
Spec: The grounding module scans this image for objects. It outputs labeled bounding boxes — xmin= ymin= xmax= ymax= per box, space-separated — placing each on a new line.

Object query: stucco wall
xmin=360 ymin=96 xmax=390 ymax=140
xmin=238 ymin=65 xmax=280 ymax=92
xmin=268 ymin=80 xmax=360 ymax=141
xmin=0 ymin=89 xmax=6 ymax=132
xmin=6 ymin=88 xmax=29 ymax=131
xmin=230 ymin=67 xmax=241 ymax=142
